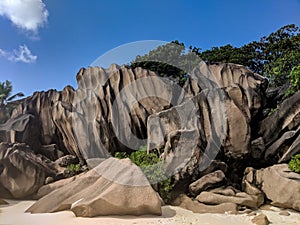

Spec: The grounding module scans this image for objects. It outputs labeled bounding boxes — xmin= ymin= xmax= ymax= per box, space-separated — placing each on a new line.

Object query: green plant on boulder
xmin=115 ymin=146 xmax=174 ymax=203
xmin=67 ymin=163 xmax=82 ymax=173
xmin=288 ymin=154 xmax=300 ymax=173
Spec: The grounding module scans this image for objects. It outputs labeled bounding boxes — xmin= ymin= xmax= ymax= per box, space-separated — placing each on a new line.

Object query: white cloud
xmin=0 ymin=45 xmax=37 ymax=63
xmin=0 ymin=0 xmax=48 ymax=33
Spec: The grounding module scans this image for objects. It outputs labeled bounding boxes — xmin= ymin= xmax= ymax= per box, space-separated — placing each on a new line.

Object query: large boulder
xmin=243 ymin=164 xmax=300 ymax=211
xmin=0 ymin=142 xmax=56 ymax=199
xmin=196 ymin=187 xmax=263 ymax=208
xmin=26 ymin=157 xmax=162 ymax=217
xmin=258 ymin=91 xmax=300 ymax=163
xmin=171 ymin=194 xmax=238 ymax=214
xmin=147 ymin=85 xmax=251 ymax=181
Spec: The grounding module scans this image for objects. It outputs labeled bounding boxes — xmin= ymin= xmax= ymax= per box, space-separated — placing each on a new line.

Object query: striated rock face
xmin=3 ymin=60 xmax=300 ymax=212
xmin=8 ymin=65 xmax=184 ymax=163
xmin=147 ymin=85 xmax=252 ymax=181
xmin=0 ymin=142 xmax=56 ymax=199
xmin=27 ymin=157 xmax=162 ymax=217
xmin=184 ymin=62 xmax=268 ymax=116
xmin=244 ymin=164 xmax=300 ymax=211
xmin=258 ymin=91 xmax=300 ymax=163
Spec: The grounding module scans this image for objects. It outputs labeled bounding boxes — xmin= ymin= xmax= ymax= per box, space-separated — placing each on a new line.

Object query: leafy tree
xmin=131 ymin=24 xmax=300 ymax=94
xmin=0 ymin=80 xmax=24 ymax=123
xmin=199 ymin=24 xmax=300 ymax=88
xmin=130 ymin=40 xmax=201 ymax=86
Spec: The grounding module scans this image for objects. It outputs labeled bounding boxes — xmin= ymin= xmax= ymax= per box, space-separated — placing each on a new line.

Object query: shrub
xmin=67 ymin=163 xmax=82 ymax=173
xmin=288 ymin=154 xmax=300 ymax=173
xmin=115 ymin=146 xmax=174 ymax=203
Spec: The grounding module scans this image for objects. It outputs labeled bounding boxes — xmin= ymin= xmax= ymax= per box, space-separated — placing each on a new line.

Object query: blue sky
xmin=0 ymin=0 xmax=300 ymax=97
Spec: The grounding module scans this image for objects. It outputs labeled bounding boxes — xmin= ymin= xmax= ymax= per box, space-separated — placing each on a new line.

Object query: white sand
xmin=1 ymin=200 xmax=299 ymax=225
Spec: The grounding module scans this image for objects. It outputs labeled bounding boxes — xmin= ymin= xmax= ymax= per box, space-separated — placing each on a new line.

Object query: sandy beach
xmin=1 ymin=200 xmax=300 ymax=225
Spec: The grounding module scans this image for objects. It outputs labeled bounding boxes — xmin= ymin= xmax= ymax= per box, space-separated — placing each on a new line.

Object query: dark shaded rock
xmin=26 ymin=157 xmax=162 ymax=217
xmin=244 ymin=164 xmax=300 ymax=211
xmin=55 ymin=155 xmax=79 ymax=167
xmin=198 ymin=160 xmax=228 ymax=176
xmin=39 ymin=144 xmax=64 ymax=161
xmin=0 ymin=198 xmax=8 ymax=205
xmin=250 ymin=137 xmax=265 ymax=160
xmin=259 ymin=91 xmax=300 ymax=163
xmin=171 ymin=194 xmax=237 ymax=214
xmin=0 ymin=142 xmax=56 ymax=199
xmin=189 ymin=170 xmax=226 ymax=196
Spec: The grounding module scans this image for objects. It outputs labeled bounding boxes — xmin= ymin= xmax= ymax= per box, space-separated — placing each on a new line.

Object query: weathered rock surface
xmin=147 ymin=85 xmax=251 ymax=181
xmin=196 ymin=189 xmax=263 ymax=208
xmin=2 ymin=61 xmax=299 ymax=216
xmin=7 ymin=65 xmax=185 ymax=163
xmin=185 ymin=62 xmax=268 ymax=116
xmin=258 ymin=91 xmax=300 ymax=163
xmin=0 ymin=142 xmax=56 ymax=199
xmin=27 ymin=157 xmax=162 ymax=217
xmin=189 ymin=170 xmax=226 ymax=196
xmin=244 ymin=164 xmax=300 ymax=211
xmin=171 ymin=194 xmax=238 ymax=214
xmin=251 ymin=213 xmax=270 ymax=225
xmin=33 ymin=173 xmax=85 ymax=199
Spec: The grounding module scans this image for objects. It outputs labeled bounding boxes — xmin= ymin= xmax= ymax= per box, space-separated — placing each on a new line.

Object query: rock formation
xmin=27 ymin=157 xmax=162 ymax=217
xmin=243 ymin=164 xmax=300 ymax=211
xmin=0 ymin=142 xmax=56 ymax=199
xmin=0 ymin=61 xmax=299 ymax=216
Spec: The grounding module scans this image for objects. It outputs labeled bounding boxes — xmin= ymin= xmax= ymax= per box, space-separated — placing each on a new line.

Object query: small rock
xmin=239 ymin=208 xmax=253 ymax=214
xmin=189 ymin=170 xmax=226 ymax=196
xmin=251 ymin=214 xmax=270 ymax=225
xmin=0 ymin=199 xmax=8 ymax=205
xmin=55 ymin=155 xmax=79 ymax=167
xmin=259 ymin=204 xmax=273 ymax=211
xmin=45 ymin=177 xmax=54 ymax=185
xmin=279 ymin=211 xmax=290 ymax=216
xmin=248 ymin=212 xmax=257 ymax=216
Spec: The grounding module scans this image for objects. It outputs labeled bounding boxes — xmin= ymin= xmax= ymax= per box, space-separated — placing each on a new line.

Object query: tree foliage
xmin=0 ymin=80 xmax=24 ymax=123
xmin=130 ymin=40 xmax=201 ymax=86
xmin=199 ymin=24 xmax=300 ymax=88
xmin=130 ymin=24 xmax=300 ymax=93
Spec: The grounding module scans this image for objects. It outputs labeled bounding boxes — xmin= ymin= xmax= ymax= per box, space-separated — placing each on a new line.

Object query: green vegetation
xmin=130 ymin=40 xmax=201 ymax=86
xmin=286 ymin=65 xmax=300 ymax=97
xmin=115 ymin=146 xmax=174 ymax=202
xmin=0 ymin=80 xmax=24 ymax=123
xmin=131 ymin=24 xmax=300 ymax=95
xmin=66 ymin=163 xmax=82 ymax=173
xmin=288 ymin=154 xmax=300 ymax=173
xmin=268 ymin=106 xmax=279 ymax=116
